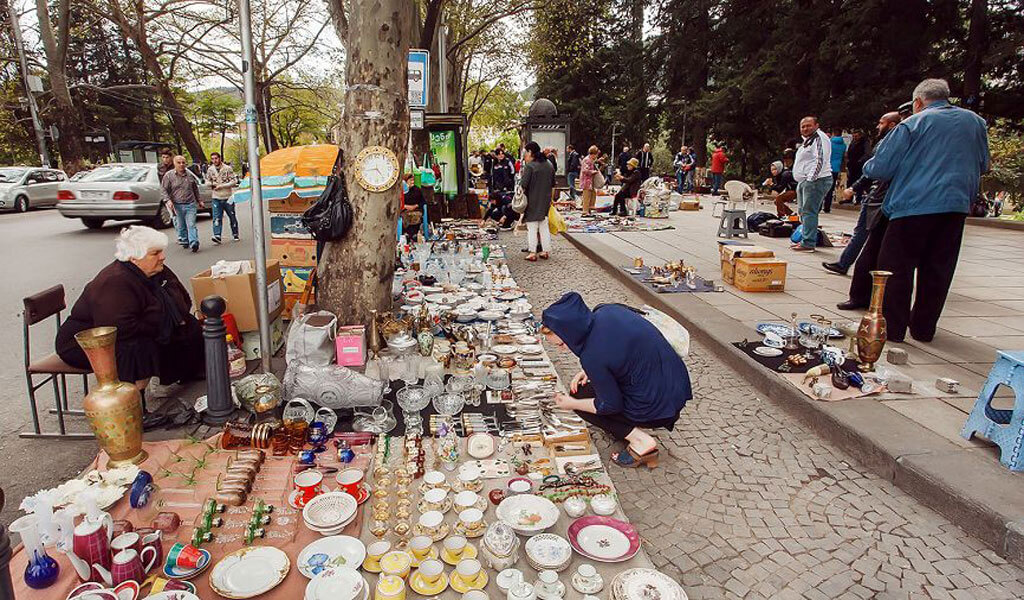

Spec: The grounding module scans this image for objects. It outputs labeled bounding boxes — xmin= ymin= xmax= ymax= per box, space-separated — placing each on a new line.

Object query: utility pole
xmin=609 ymin=122 xmax=621 ymax=178
xmin=6 ymin=0 xmax=50 ymax=166
xmin=437 ymin=15 xmax=448 ymax=112
xmin=238 ymin=0 xmax=272 ymax=371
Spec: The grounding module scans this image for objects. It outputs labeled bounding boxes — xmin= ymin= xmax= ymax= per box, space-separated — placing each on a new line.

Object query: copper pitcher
xmin=75 ymin=327 xmax=147 ymax=466
xmin=856 ymin=271 xmax=892 ymax=372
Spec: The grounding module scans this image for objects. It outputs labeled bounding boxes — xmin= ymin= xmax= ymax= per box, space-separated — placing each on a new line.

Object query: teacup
xmin=457 ymin=470 xmax=482 ymax=492
xmin=376 ymin=574 xmax=406 ymax=600
xmin=409 ymin=536 xmax=434 ymax=561
xmin=454 ymin=559 xmax=483 ymax=586
xmin=365 ymin=540 xmax=392 ymax=570
xmin=380 ymin=550 xmax=413 ymax=579
xmin=422 ymin=488 xmax=448 ymax=511
xmin=458 ymin=508 xmax=484 ymax=532
xmin=506 ymin=478 xmax=531 ymax=496
xmin=454 ymin=491 xmax=480 ymax=511
xmin=165 ymin=542 xmax=205 ymax=571
xmin=337 ymin=468 xmax=365 ymax=497
xmin=111 ymin=532 xmax=141 ymax=555
xmin=463 ymin=590 xmax=489 ymax=600
xmin=417 ymin=559 xmax=444 ymax=586
xmin=443 ymin=535 xmax=468 ymax=560
xmin=293 ymin=471 xmax=323 ymax=507
xmin=422 ymin=470 xmax=447 ymax=489
xmin=418 ymin=511 xmax=444 ymax=535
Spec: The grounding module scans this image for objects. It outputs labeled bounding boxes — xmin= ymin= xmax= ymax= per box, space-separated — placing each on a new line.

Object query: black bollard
xmin=201 ymin=295 xmax=235 ymax=425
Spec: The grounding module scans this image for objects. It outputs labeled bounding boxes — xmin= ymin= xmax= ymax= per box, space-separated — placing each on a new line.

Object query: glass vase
xmin=9 ymin=514 xmax=59 ymax=589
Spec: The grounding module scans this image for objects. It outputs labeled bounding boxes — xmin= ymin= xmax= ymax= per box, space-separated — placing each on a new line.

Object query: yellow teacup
xmin=417 ymin=559 xmax=445 ymax=587
xmin=455 ymin=558 xmax=483 ymax=586
xmin=376 ymin=574 xmax=406 ymax=600
xmin=380 ymin=550 xmax=413 ymax=580
xmin=409 ymin=536 xmax=433 ymax=561
xmin=364 ymin=540 xmax=392 ymax=571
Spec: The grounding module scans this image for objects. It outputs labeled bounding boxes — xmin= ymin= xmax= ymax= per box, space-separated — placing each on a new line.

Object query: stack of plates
xmin=303 ymin=492 xmax=358 ymax=536
xmin=610 ymin=569 xmax=688 ymax=600
xmin=524 ymin=533 xmax=572 ymax=572
xmin=305 ymin=566 xmax=369 ymax=600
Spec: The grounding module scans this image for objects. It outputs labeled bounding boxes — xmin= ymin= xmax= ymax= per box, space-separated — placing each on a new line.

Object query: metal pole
xmin=437 ymin=18 xmax=448 ymax=112
xmin=7 ymin=0 xmax=50 ymax=167
xmin=238 ymin=0 xmax=272 ymax=371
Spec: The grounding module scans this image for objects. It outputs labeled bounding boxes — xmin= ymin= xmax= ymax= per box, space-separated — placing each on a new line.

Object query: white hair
xmin=913 ymin=78 xmax=950 ymax=103
xmin=114 ymin=225 xmax=168 ymax=261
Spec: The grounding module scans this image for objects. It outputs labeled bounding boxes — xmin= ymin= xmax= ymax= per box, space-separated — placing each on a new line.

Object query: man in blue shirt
xmin=862 ymin=78 xmax=990 ymax=342
xmin=825 ymin=129 xmax=846 ymax=213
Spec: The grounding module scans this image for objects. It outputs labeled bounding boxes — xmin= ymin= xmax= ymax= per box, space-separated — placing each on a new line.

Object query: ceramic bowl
xmin=563 ymin=496 xmax=587 ymax=518
xmin=589 ymin=494 xmax=617 ymax=516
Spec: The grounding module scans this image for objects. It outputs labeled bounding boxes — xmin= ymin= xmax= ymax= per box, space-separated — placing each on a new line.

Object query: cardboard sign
xmin=270 ymin=213 xmax=312 ymax=239
xmin=269 ymin=192 xmax=316 ymax=213
xmin=281 ymin=265 xmax=314 ymax=294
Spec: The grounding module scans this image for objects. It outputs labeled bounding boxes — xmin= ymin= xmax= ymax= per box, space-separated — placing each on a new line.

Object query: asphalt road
xmin=0 ymin=206 xmax=260 ymax=523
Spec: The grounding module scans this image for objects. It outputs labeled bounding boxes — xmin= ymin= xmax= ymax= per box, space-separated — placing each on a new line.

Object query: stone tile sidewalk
xmin=563 ymin=197 xmax=1024 ymax=567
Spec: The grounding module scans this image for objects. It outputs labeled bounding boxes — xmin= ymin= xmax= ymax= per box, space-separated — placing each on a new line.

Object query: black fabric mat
xmin=621 ymin=266 xmax=718 ymax=293
xmin=732 ymin=341 xmax=859 ymax=374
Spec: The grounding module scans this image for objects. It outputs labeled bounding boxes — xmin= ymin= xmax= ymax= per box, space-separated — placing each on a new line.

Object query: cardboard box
xmin=269 ymin=192 xmax=316 ymax=213
xmin=271 ymin=239 xmax=318 ymax=267
xmin=680 ymin=199 xmax=701 ymax=211
xmin=336 ymin=325 xmax=366 ymax=367
xmin=721 ymin=245 xmax=775 ymax=284
xmin=191 ymin=260 xmax=284 ymax=332
xmin=270 ymin=213 xmax=312 ymax=239
xmin=281 ymin=266 xmax=314 ymax=294
xmin=733 ymin=257 xmax=787 ymax=292
xmin=241 ymin=316 xmax=286 ymax=360
xmin=282 ymin=292 xmax=302 ymax=321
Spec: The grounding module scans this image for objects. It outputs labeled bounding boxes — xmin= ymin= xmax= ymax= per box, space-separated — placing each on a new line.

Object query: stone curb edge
xmin=562 ymin=230 xmax=1024 ymax=568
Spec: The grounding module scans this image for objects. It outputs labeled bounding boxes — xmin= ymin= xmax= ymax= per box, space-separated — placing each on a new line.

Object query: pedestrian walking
xmin=673 ymin=144 xmax=693 ymax=193
xmin=613 ymin=158 xmax=641 ymax=216
xmin=822 ymin=111 xmax=901 ymax=277
xmin=636 ymin=143 xmax=654 ymax=181
xmin=709 ymin=146 xmax=728 ymax=195
xmin=791 ymin=117 xmax=833 ymax=252
xmin=206 ymin=152 xmax=239 ymax=244
xmin=565 ymin=144 xmax=581 ymax=202
xmin=520 ymin=141 xmax=556 ymax=262
xmin=162 ymin=155 xmax=205 ymax=252
xmin=579 ymin=145 xmax=601 ymax=215
xmin=863 ymin=78 xmax=989 ymax=342
xmin=685 ymin=146 xmax=696 ymax=191
xmin=824 ymin=128 xmax=847 ymax=213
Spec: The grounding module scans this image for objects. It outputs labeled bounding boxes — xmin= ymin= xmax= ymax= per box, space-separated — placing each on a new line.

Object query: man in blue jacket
xmin=542 ymin=292 xmax=692 ymax=469
xmin=863 ymin=78 xmax=989 ymax=342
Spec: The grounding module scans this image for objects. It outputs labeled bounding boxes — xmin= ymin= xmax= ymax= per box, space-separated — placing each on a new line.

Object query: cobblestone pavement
xmin=502 ymin=232 xmax=1024 ymax=600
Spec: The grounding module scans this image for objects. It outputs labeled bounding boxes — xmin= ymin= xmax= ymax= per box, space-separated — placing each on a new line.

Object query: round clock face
xmin=355 ymin=145 xmax=400 ymax=192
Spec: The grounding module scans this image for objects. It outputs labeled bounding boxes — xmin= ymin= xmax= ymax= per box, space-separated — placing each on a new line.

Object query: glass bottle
xmin=226 ymin=335 xmax=246 ymax=378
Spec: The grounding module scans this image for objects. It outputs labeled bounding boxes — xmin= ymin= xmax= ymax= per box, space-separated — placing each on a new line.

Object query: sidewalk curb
xmin=563 ymin=231 xmax=1024 ymax=568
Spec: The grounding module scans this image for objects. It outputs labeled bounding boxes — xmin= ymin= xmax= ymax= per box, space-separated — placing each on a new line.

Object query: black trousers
xmin=876 ymin=212 xmax=966 ymax=342
xmin=848 ymin=214 xmax=889 ymax=307
xmin=570 ymin=383 xmax=678 ymax=441
xmin=612 ymin=191 xmax=629 ymax=216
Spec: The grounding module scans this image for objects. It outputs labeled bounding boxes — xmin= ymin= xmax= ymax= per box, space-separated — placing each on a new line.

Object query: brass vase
xmin=75 ymin=327 xmax=147 ymax=466
xmin=856 ymin=271 xmax=893 ymax=372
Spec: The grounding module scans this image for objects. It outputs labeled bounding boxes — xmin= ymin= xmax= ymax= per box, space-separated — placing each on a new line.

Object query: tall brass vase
xmin=856 ymin=270 xmax=893 ymax=372
xmin=75 ymin=327 xmax=147 ymax=466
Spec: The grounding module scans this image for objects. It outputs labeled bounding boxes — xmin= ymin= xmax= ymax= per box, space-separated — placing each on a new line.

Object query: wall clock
xmin=353 ymin=145 xmax=400 ymax=192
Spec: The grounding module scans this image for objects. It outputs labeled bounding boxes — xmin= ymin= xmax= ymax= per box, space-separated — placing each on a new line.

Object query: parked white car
xmin=0 ymin=167 xmax=68 ymax=212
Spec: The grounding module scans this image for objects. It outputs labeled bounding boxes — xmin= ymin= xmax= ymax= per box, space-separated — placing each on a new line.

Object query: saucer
xmin=450 ymin=571 xmax=488 ymax=593
xmin=409 ymin=571 xmax=449 ymax=596
xmin=361 ymin=558 xmax=382 ymax=574
xmin=163 ymin=549 xmax=212 ymax=580
xmin=453 ymin=521 xmax=486 ymax=538
xmin=418 ymin=481 xmax=451 ymax=495
xmin=412 ymin=522 xmax=450 ymax=542
xmin=440 ymin=544 xmax=478 ymax=566
xmin=345 ymin=484 xmax=371 ymax=505
xmin=418 ymin=498 xmax=453 ymax=515
xmin=571 ymin=574 xmax=603 ymax=595
xmin=409 ymin=546 xmax=439 ymax=567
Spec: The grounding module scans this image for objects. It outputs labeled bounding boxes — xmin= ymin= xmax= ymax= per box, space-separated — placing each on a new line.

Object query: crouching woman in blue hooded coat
xmin=541 ymin=292 xmax=692 ymax=469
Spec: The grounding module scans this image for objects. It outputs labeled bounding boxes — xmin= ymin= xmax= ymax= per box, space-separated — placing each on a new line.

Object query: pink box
xmin=335 ymin=325 xmax=366 ymax=367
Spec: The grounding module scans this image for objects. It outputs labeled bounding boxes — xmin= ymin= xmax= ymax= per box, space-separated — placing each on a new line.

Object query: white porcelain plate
xmin=575 ymin=524 xmax=632 ymax=561
xmin=611 ymin=568 xmax=688 ymax=600
xmin=490 ymin=344 xmax=518 ymax=356
xmin=298 ymin=535 xmax=367 ymax=579
xmin=753 ymin=346 xmax=783 ymax=357
xmin=305 ymin=566 xmax=367 ymax=600
xmin=518 ymin=344 xmax=543 ymax=356
xmin=496 ymin=494 xmax=559 ymax=534
xmin=209 ymin=546 xmax=290 ymax=599
xmin=524 ymin=533 xmax=572 ymax=569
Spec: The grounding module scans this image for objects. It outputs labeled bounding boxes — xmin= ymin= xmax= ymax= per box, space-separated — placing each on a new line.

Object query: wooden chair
xmin=21 ymin=285 xmax=92 ymax=439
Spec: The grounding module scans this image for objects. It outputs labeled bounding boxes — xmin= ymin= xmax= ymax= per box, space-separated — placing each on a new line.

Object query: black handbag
xmin=302 ymin=150 xmax=353 ymax=243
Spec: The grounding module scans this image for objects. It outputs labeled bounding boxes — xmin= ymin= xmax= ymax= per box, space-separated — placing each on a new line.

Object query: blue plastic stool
xmin=960 ymin=350 xmax=1024 ymax=471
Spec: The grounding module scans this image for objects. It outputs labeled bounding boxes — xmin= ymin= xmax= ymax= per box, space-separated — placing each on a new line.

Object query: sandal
xmin=539 ymin=252 xmax=550 ymax=260
xmin=526 ymin=254 xmax=538 ymax=262
xmin=611 ymin=447 xmax=660 ymax=469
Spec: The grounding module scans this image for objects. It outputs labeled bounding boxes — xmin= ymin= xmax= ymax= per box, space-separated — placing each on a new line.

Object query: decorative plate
xmin=610 ymin=568 xmax=688 ymax=600
xmin=754 ymin=322 xmax=796 ymax=338
xmin=568 ymin=516 xmax=641 ymax=563
xmin=496 ymin=494 xmax=559 ymax=534
xmin=304 ymin=566 xmax=367 ymax=600
xmin=498 ymin=291 xmax=524 ymax=301
xmin=467 ymin=433 xmax=495 ymax=459
xmin=303 ymin=492 xmax=357 ymax=529
xmin=145 ymin=593 xmax=201 ymax=600
xmin=518 ymin=344 xmax=543 ymax=356
xmin=298 ymin=535 xmax=367 ymax=579
xmin=524 ymin=533 xmax=572 ymax=570
xmin=209 ymin=546 xmax=290 ymax=598
xmin=753 ymin=346 xmax=783 ymax=358
xmin=490 ymin=344 xmax=518 ymax=356
xmin=163 ymin=549 xmax=211 ymax=580
xmin=449 ymin=570 xmax=489 ymax=594
xmin=477 ymin=311 xmax=502 ymax=321
xmin=798 ymin=321 xmax=843 ymax=338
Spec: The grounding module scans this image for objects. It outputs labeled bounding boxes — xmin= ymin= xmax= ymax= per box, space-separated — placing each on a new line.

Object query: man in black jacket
xmin=489 ymin=149 xmax=514 ymax=196
xmin=617 ymin=144 xmax=632 ymax=176
xmin=565 ymin=145 xmax=581 ymax=202
xmin=636 ymin=143 xmax=654 ymax=181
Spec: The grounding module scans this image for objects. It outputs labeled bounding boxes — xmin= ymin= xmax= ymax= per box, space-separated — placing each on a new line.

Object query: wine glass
xmin=397 ymin=385 xmax=431 ymax=434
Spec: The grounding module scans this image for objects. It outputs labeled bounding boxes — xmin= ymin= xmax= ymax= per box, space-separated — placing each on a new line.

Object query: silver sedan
xmin=57 ymin=163 xmax=212 ymax=230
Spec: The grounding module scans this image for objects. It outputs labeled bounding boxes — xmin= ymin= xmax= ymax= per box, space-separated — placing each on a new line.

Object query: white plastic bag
xmin=285 ymin=310 xmax=337 ymax=367
xmin=641 ymin=304 xmax=690 ymax=358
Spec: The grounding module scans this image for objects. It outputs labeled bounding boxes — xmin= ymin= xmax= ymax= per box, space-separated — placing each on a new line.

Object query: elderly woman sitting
xmin=56 ymin=226 xmax=204 ymax=390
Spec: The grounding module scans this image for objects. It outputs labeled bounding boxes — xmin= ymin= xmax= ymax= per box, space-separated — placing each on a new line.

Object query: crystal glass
xmin=376 ymin=356 xmax=393 ymax=395
xmin=432 ymin=393 xmax=465 ymax=418
xmin=397 ymin=385 xmax=431 ymax=434
xmin=423 ymin=371 xmax=445 ymax=399
xmin=9 ymin=514 xmax=59 ymax=589
xmin=446 ymin=375 xmax=475 ymax=394
xmin=354 ymin=401 xmax=397 ymax=434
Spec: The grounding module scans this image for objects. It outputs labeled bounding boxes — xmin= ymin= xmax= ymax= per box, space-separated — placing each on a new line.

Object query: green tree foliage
xmin=468 ymin=81 xmax=525 ymax=153
xmin=192 ymin=89 xmax=241 ymax=157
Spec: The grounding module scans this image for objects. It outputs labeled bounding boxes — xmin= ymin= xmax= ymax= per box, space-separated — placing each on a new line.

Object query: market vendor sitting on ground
xmin=55 ymin=225 xmax=205 ymax=391
xmin=542 ymin=292 xmax=692 ymax=469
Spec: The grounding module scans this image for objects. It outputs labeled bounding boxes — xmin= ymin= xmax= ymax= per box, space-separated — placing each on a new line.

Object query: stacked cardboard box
xmin=719 ymin=244 xmax=787 ymax=292
xmin=269 ymin=194 xmax=317 ymax=319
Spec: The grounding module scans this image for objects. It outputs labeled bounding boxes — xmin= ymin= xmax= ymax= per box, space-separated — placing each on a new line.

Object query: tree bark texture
xmin=34 ymin=0 xmax=85 ymax=171
xmin=962 ymin=0 xmax=988 ymax=111
xmin=320 ymin=0 xmax=412 ymax=325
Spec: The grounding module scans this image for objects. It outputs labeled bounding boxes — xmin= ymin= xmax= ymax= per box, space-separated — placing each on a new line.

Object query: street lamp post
xmin=6 ymin=0 xmax=50 ymax=167
xmin=238 ymin=0 xmax=272 ymax=371
xmin=609 ymin=122 xmax=622 ymax=178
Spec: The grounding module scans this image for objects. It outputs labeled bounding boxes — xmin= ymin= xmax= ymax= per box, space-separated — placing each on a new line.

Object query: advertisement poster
xmin=408 ymin=50 xmax=429 ymax=108
xmin=429 ymin=129 xmax=458 ymax=198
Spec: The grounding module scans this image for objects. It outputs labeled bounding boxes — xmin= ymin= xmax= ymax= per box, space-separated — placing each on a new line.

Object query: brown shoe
xmin=539 ymin=252 xmax=550 ymax=260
